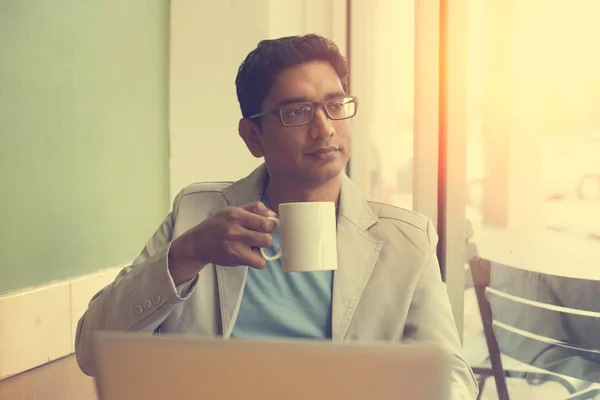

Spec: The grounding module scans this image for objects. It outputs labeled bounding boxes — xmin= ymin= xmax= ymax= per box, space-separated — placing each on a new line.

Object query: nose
xmin=309 ymin=107 xmax=334 ymax=140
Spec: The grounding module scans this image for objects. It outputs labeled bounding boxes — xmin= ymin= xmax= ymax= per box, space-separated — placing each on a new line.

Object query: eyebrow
xmin=276 ymin=91 xmax=347 ymax=108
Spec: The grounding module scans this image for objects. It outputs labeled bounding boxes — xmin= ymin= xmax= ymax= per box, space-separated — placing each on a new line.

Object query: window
xmin=461 ymin=1 xmax=600 ymax=398
xmin=349 ymin=0 xmax=416 ymax=210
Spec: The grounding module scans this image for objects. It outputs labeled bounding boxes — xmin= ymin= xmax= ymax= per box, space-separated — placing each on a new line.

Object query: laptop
xmin=93 ymin=331 xmax=450 ymax=400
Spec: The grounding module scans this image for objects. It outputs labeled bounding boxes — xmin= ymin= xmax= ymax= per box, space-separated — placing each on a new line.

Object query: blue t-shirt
xmin=231 ymin=211 xmax=334 ymax=339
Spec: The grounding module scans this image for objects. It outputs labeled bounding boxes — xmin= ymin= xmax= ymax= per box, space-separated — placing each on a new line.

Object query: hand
xmin=168 ymin=202 xmax=277 ymax=285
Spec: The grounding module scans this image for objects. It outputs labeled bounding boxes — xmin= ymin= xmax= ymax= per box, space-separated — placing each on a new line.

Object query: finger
xmin=240 ymin=247 xmax=267 ymax=269
xmin=234 ymin=209 xmax=276 ymax=233
xmin=241 ymin=230 xmax=272 ymax=248
xmin=241 ymin=201 xmax=277 ymax=218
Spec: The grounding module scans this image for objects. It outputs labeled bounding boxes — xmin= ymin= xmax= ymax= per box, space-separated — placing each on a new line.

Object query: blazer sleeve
xmin=74 ymin=190 xmax=200 ymax=376
xmin=403 ymin=219 xmax=479 ymax=400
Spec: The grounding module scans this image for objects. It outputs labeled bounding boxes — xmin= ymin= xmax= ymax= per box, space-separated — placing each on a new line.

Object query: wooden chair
xmin=468 ymin=256 xmax=600 ymax=400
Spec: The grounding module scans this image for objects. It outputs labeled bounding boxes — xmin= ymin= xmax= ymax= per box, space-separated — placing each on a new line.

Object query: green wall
xmin=0 ymin=1 xmax=170 ymax=294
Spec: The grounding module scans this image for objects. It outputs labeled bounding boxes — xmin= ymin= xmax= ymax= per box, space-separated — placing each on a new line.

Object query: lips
xmin=308 ymin=146 xmax=339 ymax=155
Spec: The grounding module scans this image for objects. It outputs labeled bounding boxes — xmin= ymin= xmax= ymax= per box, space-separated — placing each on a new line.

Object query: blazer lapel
xmin=217 ymin=164 xmax=269 ymax=338
xmin=215 ymin=266 xmax=247 ymax=338
xmin=332 ymin=175 xmax=383 ymax=341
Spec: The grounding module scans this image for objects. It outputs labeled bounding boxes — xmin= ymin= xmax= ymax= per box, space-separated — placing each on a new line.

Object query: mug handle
xmin=259 ymin=216 xmax=282 ymax=261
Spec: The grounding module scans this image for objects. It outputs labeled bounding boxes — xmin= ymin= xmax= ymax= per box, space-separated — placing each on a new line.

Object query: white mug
xmin=259 ymin=202 xmax=338 ymax=272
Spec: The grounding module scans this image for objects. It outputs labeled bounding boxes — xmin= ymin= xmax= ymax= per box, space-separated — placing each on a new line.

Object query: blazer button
xmin=144 ymin=299 xmax=152 ymax=309
xmin=134 ymin=305 xmax=143 ymax=316
xmin=152 ymin=294 xmax=161 ymax=305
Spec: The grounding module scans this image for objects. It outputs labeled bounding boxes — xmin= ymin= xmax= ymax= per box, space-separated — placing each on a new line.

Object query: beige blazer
xmin=75 ymin=164 xmax=477 ymax=399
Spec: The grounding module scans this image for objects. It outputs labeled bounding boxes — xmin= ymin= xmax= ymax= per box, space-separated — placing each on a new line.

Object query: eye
xmin=287 ymin=106 xmax=311 ymax=117
xmin=330 ymin=101 xmax=343 ymax=110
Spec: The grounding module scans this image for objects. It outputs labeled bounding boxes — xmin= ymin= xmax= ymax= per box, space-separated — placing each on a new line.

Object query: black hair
xmin=235 ymin=34 xmax=349 ymax=119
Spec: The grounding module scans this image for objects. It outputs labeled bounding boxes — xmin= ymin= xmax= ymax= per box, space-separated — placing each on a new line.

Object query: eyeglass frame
xmin=247 ymin=95 xmax=359 ymax=127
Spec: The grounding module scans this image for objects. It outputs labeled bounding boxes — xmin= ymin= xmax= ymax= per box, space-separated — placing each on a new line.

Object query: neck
xmin=264 ymin=174 xmax=341 ymax=213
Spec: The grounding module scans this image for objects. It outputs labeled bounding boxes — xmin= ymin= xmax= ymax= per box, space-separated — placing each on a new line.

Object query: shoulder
xmin=368 ymin=201 xmax=430 ymax=233
xmin=367 ymin=200 xmax=438 ymax=249
xmin=172 ymin=181 xmax=234 ymax=211
xmin=179 ymin=181 xmax=233 ymax=198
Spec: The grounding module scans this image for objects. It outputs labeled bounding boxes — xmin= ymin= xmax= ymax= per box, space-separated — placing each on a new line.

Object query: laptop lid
xmin=93 ymin=331 xmax=450 ymax=400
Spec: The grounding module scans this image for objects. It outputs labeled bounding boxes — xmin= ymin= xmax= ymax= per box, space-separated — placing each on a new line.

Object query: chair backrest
xmin=469 ymin=256 xmax=600 ymax=394
xmin=469 ymin=257 xmax=511 ymax=400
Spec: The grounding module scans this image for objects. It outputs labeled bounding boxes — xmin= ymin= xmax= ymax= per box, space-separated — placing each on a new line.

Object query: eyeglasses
xmin=248 ymin=95 xmax=359 ymax=127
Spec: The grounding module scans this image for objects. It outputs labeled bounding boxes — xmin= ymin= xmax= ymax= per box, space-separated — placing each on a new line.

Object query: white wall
xmin=268 ymin=0 xmax=346 ymax=54
xmin=169 ymin=0 xmax=346 ymax=200
xmin=169 ymin=0 xmax=267 ymax=200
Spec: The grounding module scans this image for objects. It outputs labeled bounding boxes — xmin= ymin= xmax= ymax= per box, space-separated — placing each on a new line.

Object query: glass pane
xmin=349 ymin=0 xmax=414 ymax=210
xmin=463 ymin=1 xmax=600 ymax=399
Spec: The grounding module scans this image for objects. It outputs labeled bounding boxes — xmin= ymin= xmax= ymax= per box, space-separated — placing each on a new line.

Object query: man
xmin=75 ymin=34 xmax=477 ymax=398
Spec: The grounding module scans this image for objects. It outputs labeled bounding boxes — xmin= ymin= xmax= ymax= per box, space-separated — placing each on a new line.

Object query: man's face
xmin=242 ymin=60 xmax=352 ymax=185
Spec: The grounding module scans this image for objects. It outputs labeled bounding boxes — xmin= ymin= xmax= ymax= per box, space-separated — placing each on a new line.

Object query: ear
xmin=239 ymin=118 xmax=265 ymax=158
